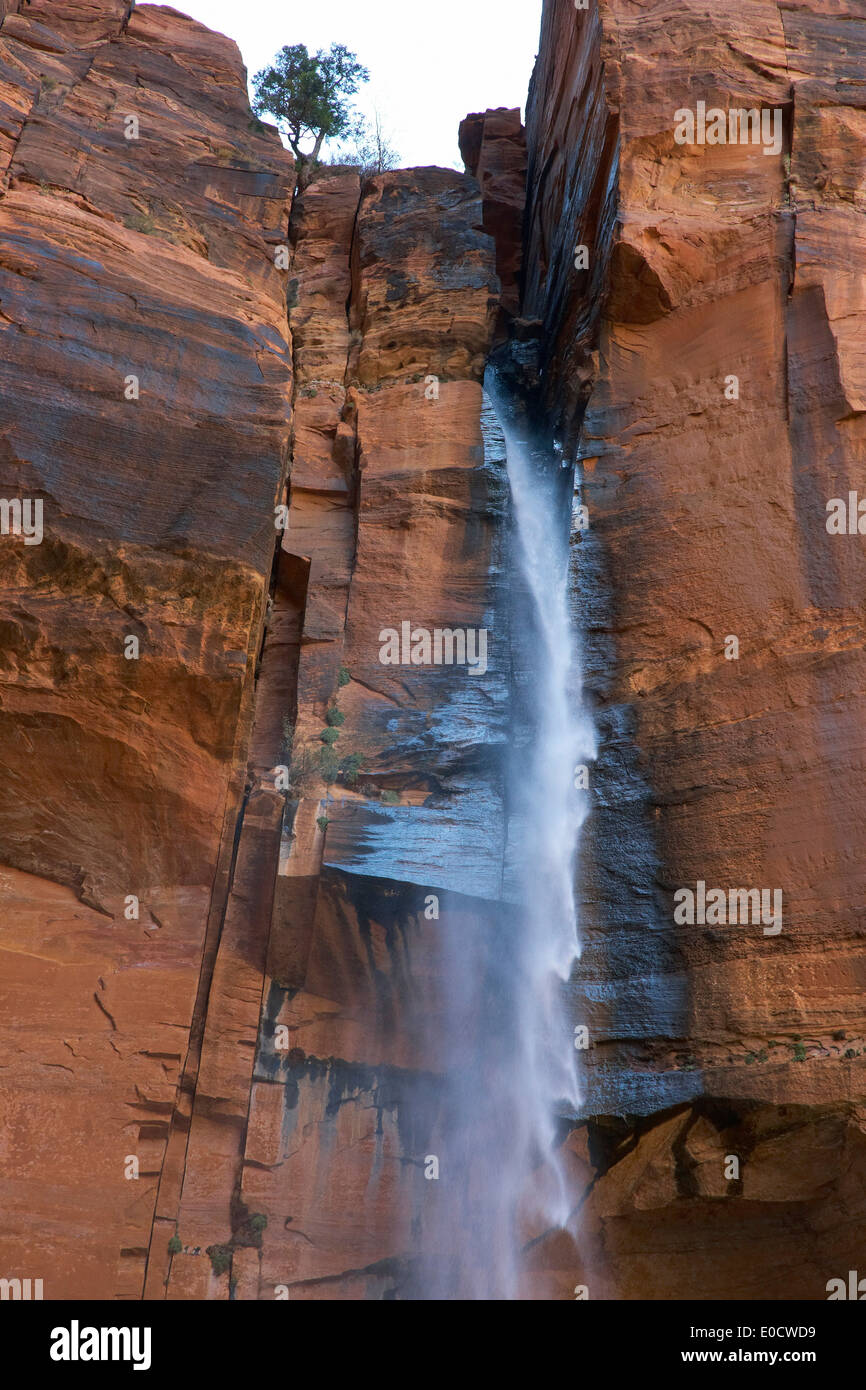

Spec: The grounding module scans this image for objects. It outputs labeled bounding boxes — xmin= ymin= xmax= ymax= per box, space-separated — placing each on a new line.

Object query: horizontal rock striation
xmin=459 ymin=106 xmax=526 ymax=340
xmin=0 ymin=0 xmax=509 ymax=1296
xmin=520 ymin=0 xmax=866 ymax=1298
xmin=0 ymin=0 xmax=293 ymax=1299
xmin=2 ymin=0 xmax=862 ymax=1306
xmin=177 ymin=164 xmax=507 ymax=1300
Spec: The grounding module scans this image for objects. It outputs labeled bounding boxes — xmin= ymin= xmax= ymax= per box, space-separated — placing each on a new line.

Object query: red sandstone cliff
xmin=160 ymin=162 xmax=503 ymax=1300
xmin=459 ymin=106 xmax=526 ymax=339
xmin=1 ymin=0 xmax=865 ymax=1305
xmin=0 ymin=0 xmax=504 ymax=1300
xmin=0 ymin=0 xmax=295 ymax=1297
xmin=515 ymin=0 xmax=866 ymax=1298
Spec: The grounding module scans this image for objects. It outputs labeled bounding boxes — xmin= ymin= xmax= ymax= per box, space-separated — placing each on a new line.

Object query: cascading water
xmin=418 ymin=372 xmax=596 ymax=1299
xmin=495 ymin=369 xmax=597 ymax=1227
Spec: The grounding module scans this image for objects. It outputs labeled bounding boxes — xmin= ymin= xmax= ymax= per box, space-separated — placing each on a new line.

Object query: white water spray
xmin=420 ymin=376 xmax=596 ymax=1299
xmin=492 ymin=371 xmax=596 ymax=1245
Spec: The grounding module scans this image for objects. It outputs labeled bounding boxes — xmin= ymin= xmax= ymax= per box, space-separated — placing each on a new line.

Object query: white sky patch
xmin=169 ymin=0 xmax=542 ymax=169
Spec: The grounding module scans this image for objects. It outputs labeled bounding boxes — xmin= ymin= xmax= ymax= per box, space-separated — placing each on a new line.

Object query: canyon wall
xmin=0 ymin=0 xmax=507 ymax=1300
xmin=1 ymin=0 xmax=864 ymax=1303
xmin=161 ymin=162 xmax=506 ymax=1301
xmin=459 ymin=106 xmax=526 ymax=340
xmin=0 ymin=0 xmax=295 ymax=1298
xmin=517 ymin=0 xmax=866 ymax=1298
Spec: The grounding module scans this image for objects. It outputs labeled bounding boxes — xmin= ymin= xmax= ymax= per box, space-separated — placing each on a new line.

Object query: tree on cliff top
xmin=251 ymin=43 xmax=369 ymax=164
xmin=338 ymin=111 xmax=401 ymax=177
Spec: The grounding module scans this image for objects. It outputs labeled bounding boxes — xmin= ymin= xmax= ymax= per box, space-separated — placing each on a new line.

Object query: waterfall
xmin=492 ymin=368 xmax=597 ymax=1253
xmin=417 ymin=373 xmax=595 ymax=1300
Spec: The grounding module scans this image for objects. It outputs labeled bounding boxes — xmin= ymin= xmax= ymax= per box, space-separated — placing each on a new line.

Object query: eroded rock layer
xmin=518 ymin=0 xmax=866 ymax=1298
xmin=0 ymin=0 xmax=294 ymax=1298
xmin=2 ymin=0 xmax=864 ymax=1305
xmin=0 ymin=0 xmax=508 ymax=1300
xmin=459 ymin=106 xmax=526 ymax=340
xmin=160 ymin=164 xmax=504 ymax=1300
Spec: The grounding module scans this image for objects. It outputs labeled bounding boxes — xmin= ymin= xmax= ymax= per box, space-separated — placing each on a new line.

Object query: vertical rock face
xmin=519 ymin=0 xmax=866 ymax=1298
xmin=0 ymin=0 xmax=504 ymax=1298
xmin=3 ymin=0 xmax=863 ymax=1306
xmin=0 ymin=0 xmax=294 ymax=1298
xmin=459 ymin=107 xmax=526 ymax=337
xmin=189 ymin=166 xmax=506 ymax=1301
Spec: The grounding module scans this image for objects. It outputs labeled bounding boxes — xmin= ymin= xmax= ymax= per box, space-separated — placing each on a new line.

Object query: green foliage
xmin=320 ymin=727 xmax=340 ymax=745
xmin=206 ymin=1244 xmax=232 ymax=1276
xmin=229 ymin=1196 xmax=268 ymax=1250
xmin=793 ymin=1042 xmax=807 ymax=1063
xmin=325 ymin=706 xmax=345 ymax=727
xmin=167 ymin=1235 xmax=182 ymax=1255
xmin=251 ymin=43 xmax=369 ymax=163
xmin=232 ymin=1210 xmax=268 ymax=1249
xmin=338 ymin=665 xmax=351 ymax=687
xmin=317 ymin=815 xmax=330 ymax=832
xmin=340 ymin=752 xmax=364 ymax=786
xmin=287 ymin=744 xmax=316 ymax=790
xmin=319 ymin=746 xmax=340 ymax=783
xmin=380 ymin=789 xmax=400 ymax=805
